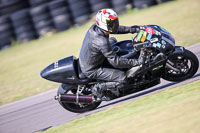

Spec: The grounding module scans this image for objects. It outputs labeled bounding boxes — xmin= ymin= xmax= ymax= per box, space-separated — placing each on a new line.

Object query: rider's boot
xmin=92 ymin=82 xmax=122 ymax=100
xmin=126 ymin=65 xmax=141 ymax=78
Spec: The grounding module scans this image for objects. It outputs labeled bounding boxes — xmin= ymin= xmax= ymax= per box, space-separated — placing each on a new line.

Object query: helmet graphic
xmin=96 ymin=9 xmax=119 ymax=33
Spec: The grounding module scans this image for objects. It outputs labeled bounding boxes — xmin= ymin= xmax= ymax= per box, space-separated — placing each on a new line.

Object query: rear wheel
xmin=162 ymin=49 xmax=199 ymax=82
xmin=57 ymin=84 xmax=101 ymax=113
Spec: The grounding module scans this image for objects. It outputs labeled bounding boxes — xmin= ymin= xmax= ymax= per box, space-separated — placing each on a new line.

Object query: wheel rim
xmin=165 ymin=55 xmax=193 ymax=77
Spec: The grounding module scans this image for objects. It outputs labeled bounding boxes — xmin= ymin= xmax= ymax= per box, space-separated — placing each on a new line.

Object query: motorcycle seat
xmin=77 ymin=59 xmax=88 ymax=79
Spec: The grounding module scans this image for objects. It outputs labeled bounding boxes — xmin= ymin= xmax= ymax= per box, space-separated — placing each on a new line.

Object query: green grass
xmin=0 ymin=0 xmax=200 ymax=105
xmin=43 ymin=80 xmax=200 ymax=133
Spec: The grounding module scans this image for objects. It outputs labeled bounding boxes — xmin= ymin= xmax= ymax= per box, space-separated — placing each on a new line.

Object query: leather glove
xmin=137 ymin=50 xmax=146 ymax=65
xmin=130 ymin=25 xmax=140 ymax=33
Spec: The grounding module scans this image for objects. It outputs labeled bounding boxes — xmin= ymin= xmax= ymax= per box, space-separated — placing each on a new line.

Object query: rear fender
xmin=57 ymin=83 xmax=76 ymax=95
xmin=62 ymin=83 xmax=75 ymax=91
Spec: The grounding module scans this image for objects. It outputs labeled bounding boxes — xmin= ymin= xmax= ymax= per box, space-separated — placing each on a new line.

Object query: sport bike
xmin=40 ymin=25 xmax=199 ymax=113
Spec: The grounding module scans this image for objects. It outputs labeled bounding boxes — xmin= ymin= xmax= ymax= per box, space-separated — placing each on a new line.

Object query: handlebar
xmin=133 ymin=41 xmax=150 ymax=51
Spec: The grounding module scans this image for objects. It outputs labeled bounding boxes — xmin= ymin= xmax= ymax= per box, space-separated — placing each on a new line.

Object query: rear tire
xmin=57 ymin=84 xmax=101 ymax=113
xmin=162 ymin=49 xmax=199 ymax=82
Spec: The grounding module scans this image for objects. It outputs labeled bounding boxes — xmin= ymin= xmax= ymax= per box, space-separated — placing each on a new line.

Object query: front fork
xmin=164 ymin=46 xmax=186 ymax=73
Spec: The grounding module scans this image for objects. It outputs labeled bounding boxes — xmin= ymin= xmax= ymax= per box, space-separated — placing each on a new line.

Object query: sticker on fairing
xmin=161 ymin=40 xmax=166 ymax=45
xmin=54 ymin=62 xmax=58 ymax=68
xmin=160 ymin=26 xmax=167 ymax=32
xmin=150 ymin=38 xmax=158 ymax=43
xmin=162 ymin=44 xmax=166 ymax=49
xmin=134 ymin=38 xmax=138 ymax=42
xmin=156 ymin=42 xmax=161 ymax=48
xmin=137 ymin=30 xmax=145 ymax=40
xmin=145 ymin=27 xmax=154 ymax=35
xmin=141 ymin=32 xmax=147 ymax=42
xmin=146 ymin=34 xmax=152 ymax=40
xmin=140 ymin=26 xmax=145 ymax=30
xmin=154 ymin=30 xmax=161 ymax=35
xmin=153 ymin=43 xmax=157 ymax=48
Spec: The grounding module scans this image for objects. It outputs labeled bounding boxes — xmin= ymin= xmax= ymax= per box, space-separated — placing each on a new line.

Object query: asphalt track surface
xmin=0 ymin=43 xmax=200 ymax=133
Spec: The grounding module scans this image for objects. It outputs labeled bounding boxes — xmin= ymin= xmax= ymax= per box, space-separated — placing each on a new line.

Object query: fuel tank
xmin=40 ymin=56 xmax=77 ymax=84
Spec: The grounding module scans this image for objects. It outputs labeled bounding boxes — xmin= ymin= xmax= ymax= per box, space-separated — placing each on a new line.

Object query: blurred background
xmin=0 ymin=0 xmax=172 ymax=49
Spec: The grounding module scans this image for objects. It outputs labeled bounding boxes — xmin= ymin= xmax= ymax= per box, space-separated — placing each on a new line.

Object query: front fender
xmin=168 ymin=46 xmax=185 ymax=58
xmin=173 ymin=46 xmax=185 ymax=54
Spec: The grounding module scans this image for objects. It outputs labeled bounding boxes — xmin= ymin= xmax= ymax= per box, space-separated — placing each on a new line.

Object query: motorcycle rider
xmin=79 ymin=9 xmax=145 ymax=98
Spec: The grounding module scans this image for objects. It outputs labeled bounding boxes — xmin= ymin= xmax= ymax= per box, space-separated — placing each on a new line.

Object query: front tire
xmin=57 ymin=84 xmax=101 ymax=113
xmin=162 ymin=49 xmax=199 ymax=82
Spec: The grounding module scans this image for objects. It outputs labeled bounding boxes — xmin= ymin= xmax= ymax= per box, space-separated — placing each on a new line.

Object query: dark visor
xmin=106 ymin=18 xmax=119 ymax=33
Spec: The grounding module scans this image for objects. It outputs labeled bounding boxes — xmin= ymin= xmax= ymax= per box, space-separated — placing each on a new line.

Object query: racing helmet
xmin=96 ymin=9 xmax=119 ymax=33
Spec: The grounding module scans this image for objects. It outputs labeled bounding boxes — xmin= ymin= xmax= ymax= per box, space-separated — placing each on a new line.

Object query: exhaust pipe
xmin=55 ymin=94 xmax=95 ymax=104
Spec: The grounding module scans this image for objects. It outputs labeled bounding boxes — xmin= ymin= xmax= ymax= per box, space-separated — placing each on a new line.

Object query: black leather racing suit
xmin=79 ymin=24 xmax=139 ymax=84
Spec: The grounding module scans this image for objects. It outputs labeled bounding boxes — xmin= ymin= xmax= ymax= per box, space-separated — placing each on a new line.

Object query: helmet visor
xmin=106 ymin=18 xmax=119 ymax=33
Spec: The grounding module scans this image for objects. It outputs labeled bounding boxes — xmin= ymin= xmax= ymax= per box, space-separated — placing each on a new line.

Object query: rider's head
xmin=96 ymin=9 xmax=119 ymax=34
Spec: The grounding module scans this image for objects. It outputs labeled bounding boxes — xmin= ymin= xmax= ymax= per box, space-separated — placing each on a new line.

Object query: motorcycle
xmin=40 ymin=25 xmax=199 ymax=113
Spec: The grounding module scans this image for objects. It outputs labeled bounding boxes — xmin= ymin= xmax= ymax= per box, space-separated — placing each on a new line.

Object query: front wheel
xmin=57 ymin=84 xmax=101 ymax=113
xmin=162 ymin=49 xmax=199 ymax=82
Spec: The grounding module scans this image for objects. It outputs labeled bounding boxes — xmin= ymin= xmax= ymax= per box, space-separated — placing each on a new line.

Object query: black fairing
xmin=111 ymin=40 xmax=137 ymax=59
xmin=40 ymin=56 xmax=92 ymax=84
xmin=148 ymin=25 xmax=175 ymax=54
xmin=133 ymin=25 xmax=175 ymax=54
